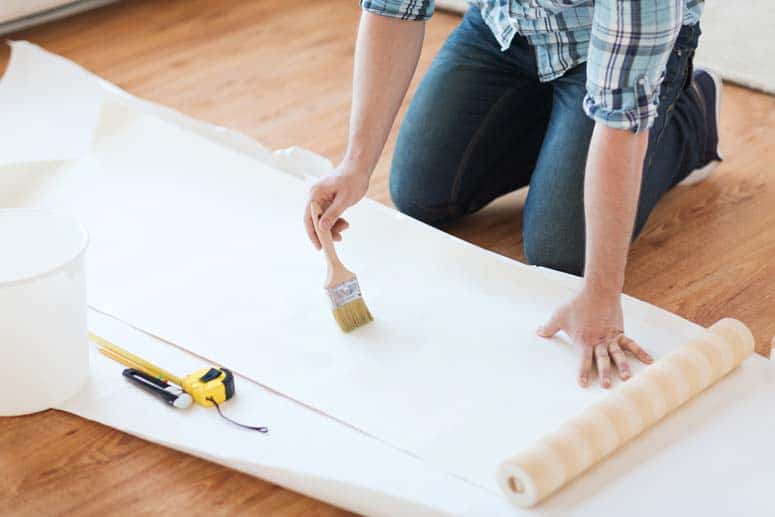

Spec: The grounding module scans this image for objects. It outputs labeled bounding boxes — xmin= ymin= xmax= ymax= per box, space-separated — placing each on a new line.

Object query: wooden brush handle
xmin=309 ymin=201 xmax=354 ymax=287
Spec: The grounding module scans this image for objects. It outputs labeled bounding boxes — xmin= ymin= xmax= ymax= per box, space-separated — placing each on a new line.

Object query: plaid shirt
xmin=360 ymin=0 xmax=704 ymax=132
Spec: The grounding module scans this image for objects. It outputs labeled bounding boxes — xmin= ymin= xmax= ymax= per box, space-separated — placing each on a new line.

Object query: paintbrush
xmin=310 ymin=201 xmax=373 ymax=332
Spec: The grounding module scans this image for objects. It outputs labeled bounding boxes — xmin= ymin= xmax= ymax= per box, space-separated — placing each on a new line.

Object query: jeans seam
xmin=645 ymin=50 xmax=690 ymax=171
xmin=449 ymin=86 xmax=520 ymax=216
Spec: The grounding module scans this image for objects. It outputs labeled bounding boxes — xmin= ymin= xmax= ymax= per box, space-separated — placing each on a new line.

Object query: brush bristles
xmin=332 ymin=297 xmax=373 ymax=332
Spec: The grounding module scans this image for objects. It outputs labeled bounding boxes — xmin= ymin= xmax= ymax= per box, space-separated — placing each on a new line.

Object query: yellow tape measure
xmin=182 ymin=367 xmax=234 ymax=407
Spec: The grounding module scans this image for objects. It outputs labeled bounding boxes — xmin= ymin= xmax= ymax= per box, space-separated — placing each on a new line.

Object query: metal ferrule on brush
xmin=326 ymin=277 xmax=363 ymax=308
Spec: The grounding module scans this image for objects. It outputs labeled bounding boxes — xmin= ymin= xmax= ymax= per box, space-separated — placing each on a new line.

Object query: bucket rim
xmin=0 ymin=208 xmax=89 ymax=288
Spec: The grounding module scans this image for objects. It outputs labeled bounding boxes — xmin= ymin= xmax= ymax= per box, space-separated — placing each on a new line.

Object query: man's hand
xmin=537 ymin=289 xmax=652 ymax=388
xmin=304 ymin=166 xmax=370 ymax=249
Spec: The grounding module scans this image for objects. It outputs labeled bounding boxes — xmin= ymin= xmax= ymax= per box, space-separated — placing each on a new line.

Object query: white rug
xmin=435 ymin=0 xmax=775 ymax=95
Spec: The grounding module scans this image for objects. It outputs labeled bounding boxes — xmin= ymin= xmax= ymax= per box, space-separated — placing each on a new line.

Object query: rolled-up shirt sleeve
xmin=583 ymin=0 xmax=683 ymax=132
xmin=360 ymin=0 xmax=434 ymax=21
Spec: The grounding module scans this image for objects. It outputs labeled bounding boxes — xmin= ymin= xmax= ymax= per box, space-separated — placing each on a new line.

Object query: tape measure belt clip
xmin=221 ymin=368 xmax=235 ymax=400
xmin=199 ymin=368 xmax=221 ymax=382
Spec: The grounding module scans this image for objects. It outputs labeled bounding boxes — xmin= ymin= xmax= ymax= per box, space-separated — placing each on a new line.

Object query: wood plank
xmin=1 ymin=0 xmax=773 ymax=514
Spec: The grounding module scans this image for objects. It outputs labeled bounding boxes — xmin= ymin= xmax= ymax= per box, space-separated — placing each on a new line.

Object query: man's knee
xmin=523 ymin=224 xmax=585 ymax=277
xmin=389 ymin=164 xmax=458 ymax=226
xmin=389 ymin=120 xmax=464 ymax=226
xmin=389 ymin=174 xmax=426 ymax=221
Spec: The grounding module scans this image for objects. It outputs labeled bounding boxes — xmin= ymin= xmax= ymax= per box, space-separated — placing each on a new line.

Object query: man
xmin=303 ymin=1 xmax=722 ymax=388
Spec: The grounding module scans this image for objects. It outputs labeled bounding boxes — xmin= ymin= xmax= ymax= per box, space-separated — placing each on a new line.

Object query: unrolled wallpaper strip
xmin=498 ymin=318 xmax=755 ymax=507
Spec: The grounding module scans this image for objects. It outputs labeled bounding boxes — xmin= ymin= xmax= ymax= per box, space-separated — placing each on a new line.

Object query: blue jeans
xmin=390 ymin=8 xmax=708 ymax=276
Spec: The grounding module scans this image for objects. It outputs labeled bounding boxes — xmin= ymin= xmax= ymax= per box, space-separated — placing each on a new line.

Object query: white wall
xmin=0 ymin=0 xmax=117 ymax=35
xmin=436 ymin=0 xmax=468 ymax=13
xmin=0 ymin=1 xmax=76 ymax=23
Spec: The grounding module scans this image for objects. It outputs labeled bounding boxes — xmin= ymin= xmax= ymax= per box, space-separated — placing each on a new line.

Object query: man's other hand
xmin=537 ymin=290 xmax=653 ymax=388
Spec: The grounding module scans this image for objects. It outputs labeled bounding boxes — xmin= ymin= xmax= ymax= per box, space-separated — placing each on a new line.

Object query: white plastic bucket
xmin=0 ymin=209 xmax=89 ymax=416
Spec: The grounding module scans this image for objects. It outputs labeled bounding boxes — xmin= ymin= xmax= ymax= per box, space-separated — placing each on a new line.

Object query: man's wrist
xmin=341 ymin=146 xmax=377 ymax=177
xmin=581 ymin=275 xmax=623 ymax=302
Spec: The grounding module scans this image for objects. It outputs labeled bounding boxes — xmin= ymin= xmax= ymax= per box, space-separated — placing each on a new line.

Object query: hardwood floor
xmin=1 ymin=0 xmax=773 ymax=514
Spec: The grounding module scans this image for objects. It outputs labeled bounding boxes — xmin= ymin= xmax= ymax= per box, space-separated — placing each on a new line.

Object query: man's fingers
xmin=304 ymin=206 xmax=321 ymax=250
xmin=595 ymin=343 xmax=612 ymax=388
xmin=331 ymin=219 xmax=349 ymax=242
xmin=578 ymin=345 xmax=594 ymax=387
xmin=537 ymin=312 xmax=563 ymax=338
xmin=609 ymin=340 xmax=631 ymax=380
xmin=331 ymin=218 xmax=349 ymax=233
xmin=320 ymin=195 xmax=348 ymax=230
xmin=619 ymin=335 xmax=653 ymax=364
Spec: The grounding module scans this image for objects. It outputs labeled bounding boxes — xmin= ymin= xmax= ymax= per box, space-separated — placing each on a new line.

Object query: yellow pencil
xmin=98 ymin=346 xmax=147 ymax=373
xmin=89 ymin=332 xmax=183 ymax=386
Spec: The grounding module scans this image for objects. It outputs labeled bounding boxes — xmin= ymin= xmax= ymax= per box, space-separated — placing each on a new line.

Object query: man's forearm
xmin=583 ymin=124 xmax=649 ymax=297
xmin=343 ymin=12 xmax=425 ymax=176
